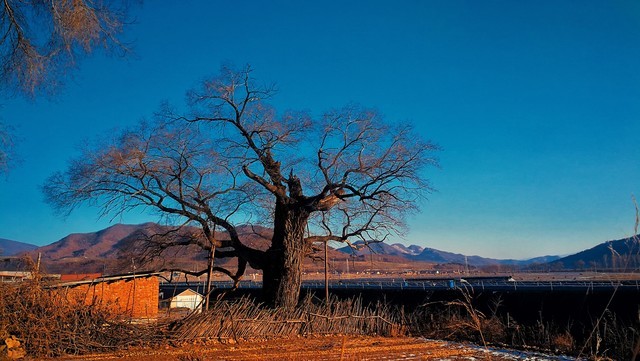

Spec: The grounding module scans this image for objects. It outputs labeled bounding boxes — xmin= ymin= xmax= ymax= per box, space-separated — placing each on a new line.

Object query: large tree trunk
xmin=262 ymin=201 xmax=310 ymax=308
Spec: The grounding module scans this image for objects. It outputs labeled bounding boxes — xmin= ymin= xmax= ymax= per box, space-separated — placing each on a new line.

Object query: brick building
xmin=51 ymin=273 xmax=160 ymax=320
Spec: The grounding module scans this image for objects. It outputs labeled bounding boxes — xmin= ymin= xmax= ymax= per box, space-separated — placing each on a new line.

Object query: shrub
xmin=0 ymin=274 xmax=164 ymax=357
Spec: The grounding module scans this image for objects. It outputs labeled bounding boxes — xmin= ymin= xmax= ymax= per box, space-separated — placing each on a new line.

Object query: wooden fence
xmin=171 ymin=295 xmax=405 ymax=342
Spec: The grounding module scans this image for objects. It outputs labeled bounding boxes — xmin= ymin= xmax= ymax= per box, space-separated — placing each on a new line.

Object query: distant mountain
xmin=0 ymin=238 xmax=38 ymax=256
xmin=338 ymin=241 xmax=499 ymax=266
xmin=337 ymin=241 xmax=420 ymax=257
xmin=27 ymin=223 xmax=214 ymax=274
xmin=390 ymin=243 xmax=424 ymax=256
xmin=413 ymin=249 xmax=561 ymax=267
xmin=407 ymin=245 xmax=425 ymax=255
xmin=338 ymin=241 xmax=560 ymax=267
xmin=21 ymin=222 xmax=612 ymax=275
xmin=35 ymin=223 xmax=157 ymax=260
xmin=514 ymin=255 xmax=561 ymax=266
xmin=548 ymin=235 xmax=640 ymax=270
xmin=26 ymin=223 xmax=347 ymax=275
xmin=410 ymin=247 xmax=501 ymax=266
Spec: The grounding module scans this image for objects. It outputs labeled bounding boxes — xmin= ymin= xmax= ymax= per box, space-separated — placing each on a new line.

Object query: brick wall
xmin=59 ymin=276 xmax=159 ymax=319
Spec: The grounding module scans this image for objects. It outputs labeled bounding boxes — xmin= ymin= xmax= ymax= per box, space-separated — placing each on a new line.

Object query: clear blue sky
xmin=1 ymin=1 xmax=639 ymax=259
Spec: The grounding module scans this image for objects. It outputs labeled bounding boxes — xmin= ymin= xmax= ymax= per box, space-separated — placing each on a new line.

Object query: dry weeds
xmin=1 ymin=267 xmax=637 ymax=360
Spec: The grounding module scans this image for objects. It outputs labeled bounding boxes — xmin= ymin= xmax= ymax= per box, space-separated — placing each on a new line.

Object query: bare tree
xmin=1 ymin=0 xmax=131 ymax=96
xmin=44 ymin=65 xmax=439 ymax=308
xmin=1 ymin=1 xmax=134 ymax=175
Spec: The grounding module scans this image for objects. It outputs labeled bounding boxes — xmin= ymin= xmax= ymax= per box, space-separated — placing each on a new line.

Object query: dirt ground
xmin=50 ymin=336 xmax=563 ymax=361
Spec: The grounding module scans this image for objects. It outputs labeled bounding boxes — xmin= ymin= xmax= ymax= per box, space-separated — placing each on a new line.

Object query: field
xmin=52 ymin=336 xmax=566 ymax=361
xmin=2 ymin=271 xmax=637 ymax=360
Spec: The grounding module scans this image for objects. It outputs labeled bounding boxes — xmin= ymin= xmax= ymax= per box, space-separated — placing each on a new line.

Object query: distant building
xmin=0 ymin=271 xmax=32 ymax=282
xmin=169 ymin=289 xmax=204 ymax=312
xmin=0 ymin=257 xmax=61 ymax=282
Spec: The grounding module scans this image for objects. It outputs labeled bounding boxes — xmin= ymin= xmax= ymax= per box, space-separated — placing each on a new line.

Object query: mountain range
xmin=0 ymin=238 xmax=38 ymax=256
xmin=336 ymin=241 xmax=561 ymax=267
xmin=547 ymin=235 xmax=640 ymax=270
xmin=10 ymin=223 xmax=353 ymax=274
xmin=2 ymin=223 xmax=639 ymax=273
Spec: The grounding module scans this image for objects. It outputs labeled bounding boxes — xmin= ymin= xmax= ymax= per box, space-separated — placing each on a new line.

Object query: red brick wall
xmin=60 ymin=276 xmax=159 ymax=319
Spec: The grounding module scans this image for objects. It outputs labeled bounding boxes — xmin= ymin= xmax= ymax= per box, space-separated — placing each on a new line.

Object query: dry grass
xmin=400 ymin=286 xmax=638 ymax=360
xmin=1 ymin=263 xmax=637 ymax=360
xmin=0 ymin=273 xmax=165 ymax=358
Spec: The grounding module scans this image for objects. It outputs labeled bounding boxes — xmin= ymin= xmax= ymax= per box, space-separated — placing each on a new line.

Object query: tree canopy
xmin=1 ymin=1 xmax=133 ymax=176
xmin=1 ymin=0 xmax=131 ymax=96
xmin=44 ymin=65 xmax=439 ymax=308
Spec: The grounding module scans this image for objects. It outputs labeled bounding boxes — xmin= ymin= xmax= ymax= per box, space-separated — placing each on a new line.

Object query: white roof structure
xmin=169 ymin=289 xmax=204 ymax=312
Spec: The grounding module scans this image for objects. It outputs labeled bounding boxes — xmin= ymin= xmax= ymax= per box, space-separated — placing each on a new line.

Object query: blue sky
xmin=1 ymin=1 xmax=639 ymax=259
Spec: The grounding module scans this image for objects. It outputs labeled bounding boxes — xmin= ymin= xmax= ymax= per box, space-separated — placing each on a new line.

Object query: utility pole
xmin=324 ymin=241 xmax=329 ymax=301
xmin=35 ymin=252 xmax=41 ymax=273
xmin=465 ymin=255 xmax=469 ymax=276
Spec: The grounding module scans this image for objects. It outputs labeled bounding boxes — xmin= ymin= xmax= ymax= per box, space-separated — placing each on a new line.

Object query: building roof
xmin=47 ymin=271 xmax=161 ymax=288
xmin=173 ymin=288 xmax=203 ymax=298
xmin=0 ymin=271 xmax=31 ymax=277
xmin=59 ymin=273 xmax=103 ymax=282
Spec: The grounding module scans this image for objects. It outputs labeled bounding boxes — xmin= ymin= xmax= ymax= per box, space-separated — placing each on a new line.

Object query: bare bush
xmin=1 ymin=277 xmax=636 ymax=360
xmin=579 ymin=310 xmax=638 ymax=360
xmin=402 ymin=288 xmax=639 ymax=360
xmin=0 ymin=275 xmax=165 ymax=357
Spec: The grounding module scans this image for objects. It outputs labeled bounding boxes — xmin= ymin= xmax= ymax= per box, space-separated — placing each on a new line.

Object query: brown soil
xmin=50 ymin=336 xmax=512 ymax=360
